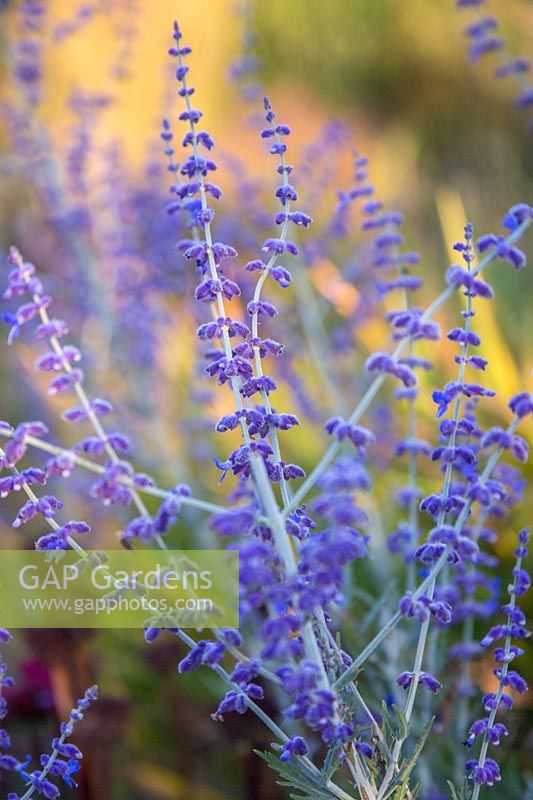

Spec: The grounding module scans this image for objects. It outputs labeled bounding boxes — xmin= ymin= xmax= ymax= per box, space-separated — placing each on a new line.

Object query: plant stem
xmin=333 ymin=415 xmax=520 ymax=692
xmin=283 ymin=216 xmax=531 ymax=515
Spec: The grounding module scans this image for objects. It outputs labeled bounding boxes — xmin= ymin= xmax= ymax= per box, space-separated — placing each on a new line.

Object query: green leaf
xmin=447 ymin=778 xmax=472 ymax=800
xmin=254 ymin=750 xmax=339 ymax=800
xmin=381 ymin=716 xmax=435 ymax=800
xmin=322 ymin=742 xmax=343 ymax=782
xmin=380 ymin=701 xmax=410 ymax=742
xmin=341 ymin=688 xmax=363 ymax=718
xmin=392 ymin=705 xmax=410 ymax=741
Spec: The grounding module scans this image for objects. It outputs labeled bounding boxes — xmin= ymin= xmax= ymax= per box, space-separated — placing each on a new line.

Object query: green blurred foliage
xmin=254 ymin=0 xmax=533 ymax=341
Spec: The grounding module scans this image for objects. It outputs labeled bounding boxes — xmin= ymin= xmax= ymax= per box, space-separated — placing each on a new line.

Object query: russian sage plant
xmin=0 ymin=6 xmax=532 ymax=800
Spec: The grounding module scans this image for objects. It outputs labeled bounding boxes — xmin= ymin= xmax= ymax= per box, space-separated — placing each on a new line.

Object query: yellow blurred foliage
xmin=131 ymin=760 xmax=230 ymax=800
xmin=436 ymin=186 xmax=532 ymax=442
xmin=3 ymin=0 xmax=241 ymax=165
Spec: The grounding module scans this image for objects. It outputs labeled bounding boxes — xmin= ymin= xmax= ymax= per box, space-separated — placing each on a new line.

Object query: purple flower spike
xmin=464 ymin=529 xmax=530 ymax=785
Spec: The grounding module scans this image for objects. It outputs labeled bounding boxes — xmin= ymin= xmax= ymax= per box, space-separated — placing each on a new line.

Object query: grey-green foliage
xmin=447 ymin=778 xmax=472 ymax=800
xmin=255 ymin=749 xmax=341 ymax=800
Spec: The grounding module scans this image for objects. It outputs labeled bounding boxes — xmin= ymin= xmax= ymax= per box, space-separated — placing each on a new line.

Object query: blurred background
xmin=0 ymin=1 xmax=531 ymax=798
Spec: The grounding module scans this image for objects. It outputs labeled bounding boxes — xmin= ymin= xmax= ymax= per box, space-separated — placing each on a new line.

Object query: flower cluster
xmin=167 ymin=23 xmax=313 ymax=511
xmin=465 ymin=528 xmax=530 ymax=791
xmin=2 ymin=246 xmax=201 ymax=545
xmin=373 ymin=218 xmax=532 ymax=799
